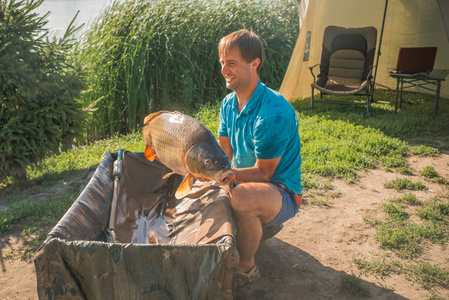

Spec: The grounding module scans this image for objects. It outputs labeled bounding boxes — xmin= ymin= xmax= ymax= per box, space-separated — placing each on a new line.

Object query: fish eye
xmin=204 ymin=159 xmax=211 ymax=167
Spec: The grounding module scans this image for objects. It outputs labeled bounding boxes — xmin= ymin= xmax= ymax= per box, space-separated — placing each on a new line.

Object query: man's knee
xmin=230 ymin=184 xmax=254 ymax=214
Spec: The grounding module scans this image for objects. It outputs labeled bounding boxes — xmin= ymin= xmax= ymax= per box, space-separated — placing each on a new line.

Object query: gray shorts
xmin=264 ymin=184 xmax=301 ymax=227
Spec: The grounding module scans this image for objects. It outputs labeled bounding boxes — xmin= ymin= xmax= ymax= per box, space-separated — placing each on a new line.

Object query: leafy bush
xmin=0 ymin=0 xmax=86 ymax=181
xmin=76 ymin=0 xmax=299 ymax=140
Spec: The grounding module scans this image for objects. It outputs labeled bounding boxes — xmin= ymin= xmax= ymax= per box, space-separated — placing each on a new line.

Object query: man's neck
xmin=236 ymin=79 xmax=259 ymax=113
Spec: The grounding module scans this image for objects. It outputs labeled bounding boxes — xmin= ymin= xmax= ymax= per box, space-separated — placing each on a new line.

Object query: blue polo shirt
xmin=218 ymin=81 xmax=302 ymax=195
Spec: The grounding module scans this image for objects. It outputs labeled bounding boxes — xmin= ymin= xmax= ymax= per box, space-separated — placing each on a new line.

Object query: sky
xmin=33 ymin=0 xmax=114 ymax=38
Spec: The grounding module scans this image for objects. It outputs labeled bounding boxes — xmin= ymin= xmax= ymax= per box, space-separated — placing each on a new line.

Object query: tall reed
xmin=75 ymin=0 xmax=299 ymax=140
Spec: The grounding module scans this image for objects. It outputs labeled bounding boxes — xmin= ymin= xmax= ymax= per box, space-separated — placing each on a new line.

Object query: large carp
xmin=142 ymin=111 xmax=234 ymax=199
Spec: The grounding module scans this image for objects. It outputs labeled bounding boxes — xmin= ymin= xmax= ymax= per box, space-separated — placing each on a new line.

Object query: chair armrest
xmin=309 ymin=64 xmax=320 ymax=82
xmin=366 ymin=66 xmax=374 ymax=83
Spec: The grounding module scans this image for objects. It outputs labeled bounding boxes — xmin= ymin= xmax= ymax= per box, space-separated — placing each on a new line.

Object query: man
xmin=217 ymin=29 xmax=303 ymax=288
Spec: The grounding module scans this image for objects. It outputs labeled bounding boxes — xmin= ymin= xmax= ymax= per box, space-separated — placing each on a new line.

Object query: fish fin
xmin=162 ymin=172 xmax=176 ymax=179
xmin=175 ymin=174 xmax=194 ymax=199
xmin=144 ymin=146 xmax=155 ymax=161
xmin=143 ymin=111 xmax=168 ymax=125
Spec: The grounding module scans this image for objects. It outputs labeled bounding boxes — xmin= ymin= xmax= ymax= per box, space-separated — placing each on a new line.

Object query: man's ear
xmin=251 ymin=58 xmax=261 ymax=70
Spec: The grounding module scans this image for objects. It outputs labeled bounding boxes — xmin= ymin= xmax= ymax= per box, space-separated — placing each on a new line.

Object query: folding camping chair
xmin=309 ymin=26 xmax=378 ymax=115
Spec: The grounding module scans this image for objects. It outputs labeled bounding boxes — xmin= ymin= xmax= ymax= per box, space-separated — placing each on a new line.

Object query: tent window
xmin=303 ymin=31 xmax=311 ymax=61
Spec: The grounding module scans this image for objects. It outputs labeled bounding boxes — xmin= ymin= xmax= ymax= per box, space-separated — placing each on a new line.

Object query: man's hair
xmin=218 ymin=29 xmax=264 ymax=74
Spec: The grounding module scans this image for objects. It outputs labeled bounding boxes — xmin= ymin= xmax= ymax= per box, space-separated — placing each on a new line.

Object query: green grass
xmin=382 ymin=202 xmax=409 ymax=220
xmin=340 ymin=273 xmax=371 ymax=297
xmin=359 ymin=194 xmax=449 ymax=296
xmin=407 ymin=262 xmax=449 ymax=290
xmin=410 ymin=145 xmax=440 ymax=157
xmin=417 ymin=197 xmax=449 ymax=224
xmin=371 ymin=194 xmax=449 ymax=259
xmin=374 ymin=221 xmax=428 ymax=258
xmin=389 ymin=193 xmax=423 ymax=206
xmin=420 ymin=166 xmax=449 ymax=185
xmin=353 ymin=256 xmax=403 ymax=277
xmin=353 ymin=256 xmax=449 ymax=291
xmin=384 ymin=178 xmax=427 ymax=191
xmin=0 ymin=187 xmax=80 ymax=234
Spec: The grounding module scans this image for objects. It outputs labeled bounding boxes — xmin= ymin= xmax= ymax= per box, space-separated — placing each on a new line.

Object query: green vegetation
xmin=410 ymin=145 xmax=440 ymax=157
xmin=76 ymin=0 xmax=299 ymax=140
xmin=389 ymin=193 xmax=423 ymax=206
xmin=420 ymin=166 xmax=449 ymax=185
xmin=369 ymin=194 xmax=449 ymax=259
xmin=382 ymin=202 xmax=408 ymax=220
xmin=340 ymin=273 xmax=371 ymax=297
xmin=417 ymin=197 xmax=449 ymax=224
xmin=0 ymin=0 xmax=86 ymax=181
xmin=408 ymin=262 xmax=449 ymax=290
xmin=1 ymin=183 xmax=78 ymax=234
xmin=354 ymin=257 xmax=449 ymax=292
xmin=353 ymin=256 xmax=403 ymax=277
xmin=374 ymin=221 xmax=441 ymax=258
xmin=358 ymin=193 xmax=449 ymax=294
xmin=384 ymin=178 xmax=426 ymax=191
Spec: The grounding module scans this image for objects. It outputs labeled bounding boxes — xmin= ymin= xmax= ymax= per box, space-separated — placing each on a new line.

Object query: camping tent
xmin=280 ymin=0 xmax=449 ymax=101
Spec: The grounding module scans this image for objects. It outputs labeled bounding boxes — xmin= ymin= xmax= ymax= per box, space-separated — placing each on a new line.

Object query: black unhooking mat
xmin=34 ymin=150 xmax=238 ymax=299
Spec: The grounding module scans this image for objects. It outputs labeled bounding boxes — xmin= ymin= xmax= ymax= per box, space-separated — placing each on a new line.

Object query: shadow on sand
xmin=235 ymin=237 xmax=408 ymax=300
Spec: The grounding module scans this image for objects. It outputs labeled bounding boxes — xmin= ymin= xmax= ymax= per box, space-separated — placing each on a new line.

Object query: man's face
xmin=219 ymin=49 xmax=255 ymax=93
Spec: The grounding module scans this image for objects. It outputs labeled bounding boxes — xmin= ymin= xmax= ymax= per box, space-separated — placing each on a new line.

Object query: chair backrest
xmin=317 ymin=26 xmax=377 ymax=87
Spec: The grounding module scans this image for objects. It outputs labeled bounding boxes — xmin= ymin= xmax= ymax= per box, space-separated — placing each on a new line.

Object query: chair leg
xmin=311 ymin=87 xmax=314 ymax=112
xmin=394 ymin=78 xmax=400 ymax=113
xmin=366 ymin=89 xmax=370 ymax=116
xmin=434 ymin=80 xmax=441 ymax=119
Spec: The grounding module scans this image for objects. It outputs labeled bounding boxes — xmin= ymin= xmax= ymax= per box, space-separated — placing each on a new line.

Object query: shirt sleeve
xmin=253 ymin=115 xmax=290 ymax=160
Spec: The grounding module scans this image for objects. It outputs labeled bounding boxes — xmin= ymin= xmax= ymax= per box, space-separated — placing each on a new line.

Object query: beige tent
xmin=280 ymin=0 xmax=449 ymax=101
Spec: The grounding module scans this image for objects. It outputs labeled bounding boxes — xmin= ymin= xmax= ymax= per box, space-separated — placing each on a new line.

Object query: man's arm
xmin=218 ymin=135 xmax=282 ymax=184
xmin=218 ymin=135 xmax=233 ymax=161
xmin=232 ymin=157 xmax=281 ymax=183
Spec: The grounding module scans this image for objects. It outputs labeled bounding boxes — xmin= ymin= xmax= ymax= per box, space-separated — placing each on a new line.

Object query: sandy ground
xmin=1 ymin=153 xmax=448 ymax=299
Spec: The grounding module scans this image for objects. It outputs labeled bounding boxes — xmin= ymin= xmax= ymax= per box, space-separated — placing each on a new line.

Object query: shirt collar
xmin=232 ymin=80 xmax=264 ymax=115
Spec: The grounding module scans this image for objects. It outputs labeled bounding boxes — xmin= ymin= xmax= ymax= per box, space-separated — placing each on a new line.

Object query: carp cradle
xmin=34 ymin=150 xmax=238 ymax=299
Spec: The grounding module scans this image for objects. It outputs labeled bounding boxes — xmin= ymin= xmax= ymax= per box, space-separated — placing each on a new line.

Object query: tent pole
xmin=371 ymin=0 xmax=389 ymax=102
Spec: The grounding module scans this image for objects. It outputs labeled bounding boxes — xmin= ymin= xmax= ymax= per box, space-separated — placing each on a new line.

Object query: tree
xmin=0 ymin=0 xmax=86 ymax=181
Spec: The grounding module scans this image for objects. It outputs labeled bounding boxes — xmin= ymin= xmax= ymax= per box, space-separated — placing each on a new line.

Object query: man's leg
xmin=230 ymin=182 xmax=283 ymax=273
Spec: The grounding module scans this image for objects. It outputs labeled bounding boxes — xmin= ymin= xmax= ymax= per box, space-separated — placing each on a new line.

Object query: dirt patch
xmin=1 ymin=154 xmax=448 ymax=299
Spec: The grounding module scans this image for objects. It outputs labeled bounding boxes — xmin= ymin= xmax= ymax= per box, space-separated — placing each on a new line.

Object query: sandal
xmin=235 ymin=265 xmax=260 ymax=289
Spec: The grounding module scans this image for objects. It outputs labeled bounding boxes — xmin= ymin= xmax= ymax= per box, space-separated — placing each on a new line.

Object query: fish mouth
xmin=216 ymin=169 xmax=234 ymax=186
